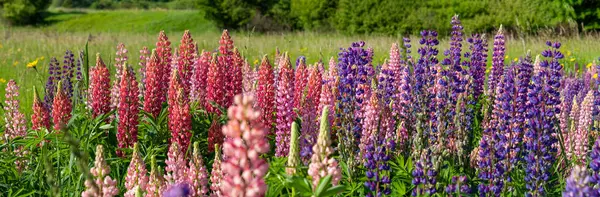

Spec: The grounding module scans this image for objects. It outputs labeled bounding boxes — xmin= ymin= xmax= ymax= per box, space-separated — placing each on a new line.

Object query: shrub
xmin=199 ymin=0 xmax=296 ymax=31
xmin=290 ymin=0 xmax=336 ymax=31
xmin=0 ymin=0 xmax=50 ymax=25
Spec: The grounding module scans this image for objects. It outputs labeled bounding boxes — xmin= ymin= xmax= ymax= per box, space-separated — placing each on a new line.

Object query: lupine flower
xmin=524 ymin=41 xmax=563 ymax=196
xmin=572 ymin=91 xmax=593 ymax=163
xmin=563 ymin=165 xmax=597 ymax=197
xmin=165 ymin=142 xmax=187 ymax=185
xmin=275 ymin=53 xmax=295 ymax=157
xmin=221 ymin=95 xmax=269 ymax=197
xmin=510 ymin=54 xmax=533 ymax=166
xmin=188 ymin=142 xmax=209 ymax=197
xmin=177 ymin=30 xmax=196 ymax=95
xmin=111 ymin=43 xmax=129 ymax=115
xmin=293 ymin=57 xmax=308 ymax=111
xmin=62 ymin=50 xmax=75 ymax=99
xmin=207 ymin=119 xmax=223 ymax=153
xmin=488 ymin=26 xmax=506 ymax=98
xmin=32 ymin=87 xmax=50 ymax=130
xmin=44 ymin=57 xmax=61 ymax=110
xmin=363 ymin=105 xmax=395 ymax=196
xmin=256 ymin=55 xmax=275 ymax=133
xmin=286 ymin=121 xmax=301 ymax=175
xmin=3 ymin=80 xmax=26 ymax=140
xmin=377 ymin=61 xmax=395 ymax=108
xmin=90 ymin=54 xmax=112 ymax=118
xmin=52 ymin=81 xmax=72 ymax=131
xmin=125 ymin=143 xmax=149 ymax=197
xmin=308 ymin=106 xmax=342 ymax=189
xmin=492 ymin=63 xmax=516 ymax=194
xmin=337 ymin=41 xmax=373 ymax=173
xmin=444 ymin=15 xmax=465 ymax=101
xmin=317 ymin=66 xmax=335 ymax=134
xmin=117 ymin=64 xmax=139 ymax=156
xmin=163 ymin=183 xmax=192 ymax=197
xmin=445 ymin=176 xmax=471 ymax=197
xmin=360 ymin=93 xmax=380 ymax=157
xmin=139 ymin=46 xmax=150 ymax=99
xmin=412 ymin=150 xmax=437 ymax=196
xmin=156 ymin=31 xmax=173 ymax=104
xmin=467 ymin=34 xmax=487 ymax=100
xmin=300 ymin=65 xmax=322 ymax=162
xmin=144 ymin=50 xmax=164 ymax=118
xmin=210 ymin=144 xmax=223 ymax=197
xmin=190 ymin=51 xmax=211 ymax=106
xmin=168 ymin=71 xmax=192 ymax=153
xmin=82 ymin=145 xmax=119 ymax=197
xmin=226 ymin=48 xmax=243 ymax=105
xmin=566 ymin=98 xmax=580 ymax=161
xmin=219 ymin=30 xmax=235 ymax=107
xmin=146 ymin=156 xmax=166 ymax=197
xmin=242 ymin=59 xmax=255 ymax=97
xmin=206 ymin=54 xmax=226 ymax=114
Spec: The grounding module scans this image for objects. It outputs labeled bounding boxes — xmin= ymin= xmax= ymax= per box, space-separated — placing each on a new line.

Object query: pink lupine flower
xmin=157 ymin=31 xmax=173 ymax=104
xmin=82 ymin=145 xmax=119 ymax=197
xmin=191 ymin=51 xmax=211 ymax=106
xmin=117 ymin=64 xmax=139 ymax=156
xmin=221 ymin=95 xmax=269 ymax=197
xmin=52 ymin=81 xmax=72 ymax=131
xmin=219 ymin=30 xmax=235 ymax=108
xmin=566 ymin=98 xmax=580 ymax=160
xmin=32 ymin=88 xmax=50 ymax=131
xmin=165 ymin=142 xmax=187 ymax=185
xmin=144 ymin=50 xmax=163 ymax=118
xmin=242 ymin=59 xmax=255 ymax=97
xmin=210 ymin=144 xmax=223 ymax=197
xmin=110 ymin=43 xmax=129 ymax=115
xmin=90 ymin=54 xmax=112 ymax=118
xmin=317 ymin=74 xmax=334 ymax=133
xmin=574 ymin=91 xmax=593 ymax=163
xmin=125 ymin=143 xmax=149 ymax=197
xmin=206 ymin=54 xmax=226 ymax=114
xmin=256 ymin=56 xmax=275 ymax=133
xmin=225 ymin=48 xmax=243 ymax=105
xmin=219 ymin=30 xmax=234 ymax=56
xmin=308 ymin=106 xmax=342 ymax=189
xmin=146 ymin=156 xmax=166 ymax=197
xmin=139 ymin=46 xmax=150 ymax=100
xmin=168 ymin=68 xmax=192 ymax=152
xmin=300 ymin=65 xmax=322 ymax=162
xmin=275 ymin=54 xmax=295 ymax=157
xmin=188 ymin=142 xmax=209 ymax=197
xmin=177 ymin=30 xmax=196 ymax=95
xmin=293 ymin=58 xmax=308 ymax=111
xmin=4 ymin=80 xmax=26 ymax=140
xmin=360 ymin=92 xmax=380 ymax=157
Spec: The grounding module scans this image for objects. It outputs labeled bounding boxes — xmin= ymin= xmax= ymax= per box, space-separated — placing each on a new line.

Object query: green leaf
xmin=314 ymin=175 xmax=333 ymax=197
xmin=320 ymin=185 xmax=345 ymax=197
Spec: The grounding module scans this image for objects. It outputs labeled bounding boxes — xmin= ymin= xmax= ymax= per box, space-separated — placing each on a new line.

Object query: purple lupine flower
xmin=163 ymin=183 xmax=191 ymax=197
xmin=589 ymin=138 xmax=600 ymax=194
xmin=492 ymin=63 xmax=517 ymax=195
xmin=466 ymin=34 xmax=487 ymax=100
xmin=412 ymin=150 xmax=437 ymax=196
xmin=443 ymin=15 xmax=465 ymax=101
xmin=563 ymin=165 xmax=598 ymax=197
xmin=44 ymin=57 xmax=61 ymax=111
xmin=62 ymin=50 xmax=75 ymax=99
xmin=524 ymin=41 xmax=562 ymax=196
xmin=488 ymin=26 xmax=506 ymax=99
xmin=364 ymin=138 xmax=394 ymax=197
xmin=445 ymin=176 xmax=470 ymax=196
xmin=337 ymin=41 xmax=373 ymax=172
xmin=377 ymin=62 xmax=395 ymax=107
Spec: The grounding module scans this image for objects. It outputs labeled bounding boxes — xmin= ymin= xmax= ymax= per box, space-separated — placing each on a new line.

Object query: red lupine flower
xmin=144 ymin=50 xmax=163 ymax=118
xmin=207 ymin=119 xmax=223 ymax=153
xmin=275 ymin=54 xmax=295 ymax=157
xmin=110 ymin=43 xmax=129 ymax=116
xmin=219 ymin=30 xmax=234 ymax=56
xmin=32 ymin=88 xmax=50 ymax=130
xmin=293 ymin=58 xmax=308 ymax=111
xmin=177 ymin=30 xmax=196 ymax=95
xmin=191 ymin=50 xmax=211 ymax=106
xmin=225 ymin=48 xmax=243 ymax=106
xmin=219 ymin=30 xmax=235 ymax=107
xmin=90 ymin=54 xmax=111 ymax=118
xmin=117 ymin=64 xmax=139 ymax=156
xmin=157 ymin=30 xmax=173 ymax=104
xmin=170 ymin=88 xmax=192 ymax=153
xmin=221 ymin=95 xmax=269 ymax=197
xmin=300 ymin=65 xmax=322 ymax=162
xmin=206 ymin=54 xmax=226 ymax=114
xmin=256 ymin=55 xmax=275 ymax=133
xmin=52 ymin=81 xmax=72 ymax=131
xmin=125 ymin=143 xmax=149 ymax=197
xmin=242 ymin=59 xmax=255 ymax=97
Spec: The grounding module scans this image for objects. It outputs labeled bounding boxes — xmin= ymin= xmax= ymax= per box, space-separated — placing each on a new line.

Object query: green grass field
xmin=1 ymin=9 xmax=600 ymax=115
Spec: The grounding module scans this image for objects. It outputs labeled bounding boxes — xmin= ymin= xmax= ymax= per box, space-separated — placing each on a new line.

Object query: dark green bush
xmin=199 ymin=0 xmax=296 ymax=31
xmin=291 ymin=0 xmax=336 ymax=31
xmin=0 ymin=0 xmax=51 ymax=25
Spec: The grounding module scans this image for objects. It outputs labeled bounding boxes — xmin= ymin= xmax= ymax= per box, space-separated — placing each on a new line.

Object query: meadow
xmin=3 ymin=8 xmax=600 ymax=197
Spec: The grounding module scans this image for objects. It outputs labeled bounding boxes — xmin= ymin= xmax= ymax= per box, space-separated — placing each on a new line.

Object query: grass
xmin=1 ymin=9 xmax=600 ymax=116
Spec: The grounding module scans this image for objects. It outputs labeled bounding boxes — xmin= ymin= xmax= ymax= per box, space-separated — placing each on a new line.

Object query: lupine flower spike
xmin=191 ymin=50 xmax=211 ymax=106
xmin=82 ymin=145 xmax=119 ymax=197
xmin=177 ymin=30 xmax=196 ymax=95
xmin=256 ymin=55 xmax=275 ymax=133
xmin=52 ymin=81 xmax=72 ymax=131
xmin=146 ymin=156 xmax=166 ymax=197
xmin=125 ymin=143 xmax=149 ymax=197
xmin=32 ymin=87 xmax=50 ymax=131
xmin=308 ymin=106 xmax=342 ymax=189
xmin=210 ymin=144 xmax=223 ymax=197
xmin=188 ymin=142 xmax=209 ymax=197
xmin=165 ymin=142 xmax=187 ymax=185
xmin=275 ymin=53 xmax=295 ymax=157
xmin=144 ymin=50 xmax=163 ymax=118
xmin=4 ymin=80 xmax=26 ymax=140
xmin=90 ymin=54 xmax=112 ymax=118
xmin=139 ymin=46 xmax=150 ymax=99
xmin=563 ymin=165 xmax=597 ymax=196
xmin=156 ymin=31 xmax=173 ymax=104
xmin=117 ymin=63 xmax=140 ymax=156
xmin=286 ymin=121 xmax=301 ymax=175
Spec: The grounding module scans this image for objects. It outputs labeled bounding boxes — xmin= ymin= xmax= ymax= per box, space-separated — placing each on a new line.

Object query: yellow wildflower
xmin=514 ymin=58 xmax=518 ymax=62
xmin=253 ymin=59 xmax=259 ymax=65
xmin=0 ymin=78 xmax=6 ymax=83
xmin=505 ymin=55 xmax=508 ymax=59
xmin=587 ymin=63 xmax=593 ymax=69
xmin=27 ymin=59 xmax=39 ymax=68
xmin=570 ymin=58 xmax=575 ymax=62
xmin=13 ymin=61 xmax=19 ymax=67
xmin=594 ymin=73 xmax=599 ymax=79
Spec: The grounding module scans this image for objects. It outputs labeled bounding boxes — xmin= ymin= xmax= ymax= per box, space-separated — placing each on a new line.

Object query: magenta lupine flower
xmin=256 ymin=56 xmax=275 ymax=133
xmin=308 ymin=106 xmax=342 ymax=189
xmin=293 ymin=57 xmax=308 ymax=112
xmin=191 ymin=51 xmax=211 ymax=106
xmin=275 ymin=54 xmax=295 ymax=157
xmin=111 ymin=43 xmax=129 ymax=116
xmin=168 ymin=71 xmax=192 ymax=153
xmin=157 ymin=31 xmax=173 ymax=104
xmin=125 ymin=143 xmax=149 ymax=197
xmin=117 ymin=64 xmax=139 ymax=156
xmin=3 ymin=80 xmax=26 ymax=140
xmin=165 ymin=142 xmax=188 ymax=185
xmin=242 ymin=59 xmax=255 ymax=97
xmin=210 ymin=144 xmax=223 ymax=197
xmin=219 ymin=30 xmax=235 ymax=108
xmin=144 ymin=50 xmax=163 ymax=118
xmin=82 ymin=145 xmax=119 ymax=197
xmin=300 ymin=65 xmax=322 ymax=162
xmin=146 ymin=156 xmax=166 ymax=197
xmin=188 ymin=142 xmax=209 ymax=197
xmin=32 ymin=88 xmax=50 ymax=131
xmin=139 ymin=46 xmax=150 ymax=100
xmin=177 ymin=30 xmax=196 ymax=96
xmin=206 ymin=53 xmax=226 ymax=114
xmin=208 ymin=118 xmax=224 ymax=153
xmin=221 ymin=95 xmax=269 ymax=197
xmin=573 ymin=91 xmax=593 ymax=163
xmin=226 ymin=48 xmax=243 ymax=104
xmin=487 ymin=26 xmax=506 ymax=98
xmin=52 ymin=81 xmax=72 ymax=131
xmin=90 ymin=54 xmax=112 ymax=118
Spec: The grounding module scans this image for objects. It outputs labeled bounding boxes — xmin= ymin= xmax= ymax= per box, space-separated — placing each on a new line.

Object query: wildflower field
xmin=4 ymin=13 xmax=600 ymax=197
